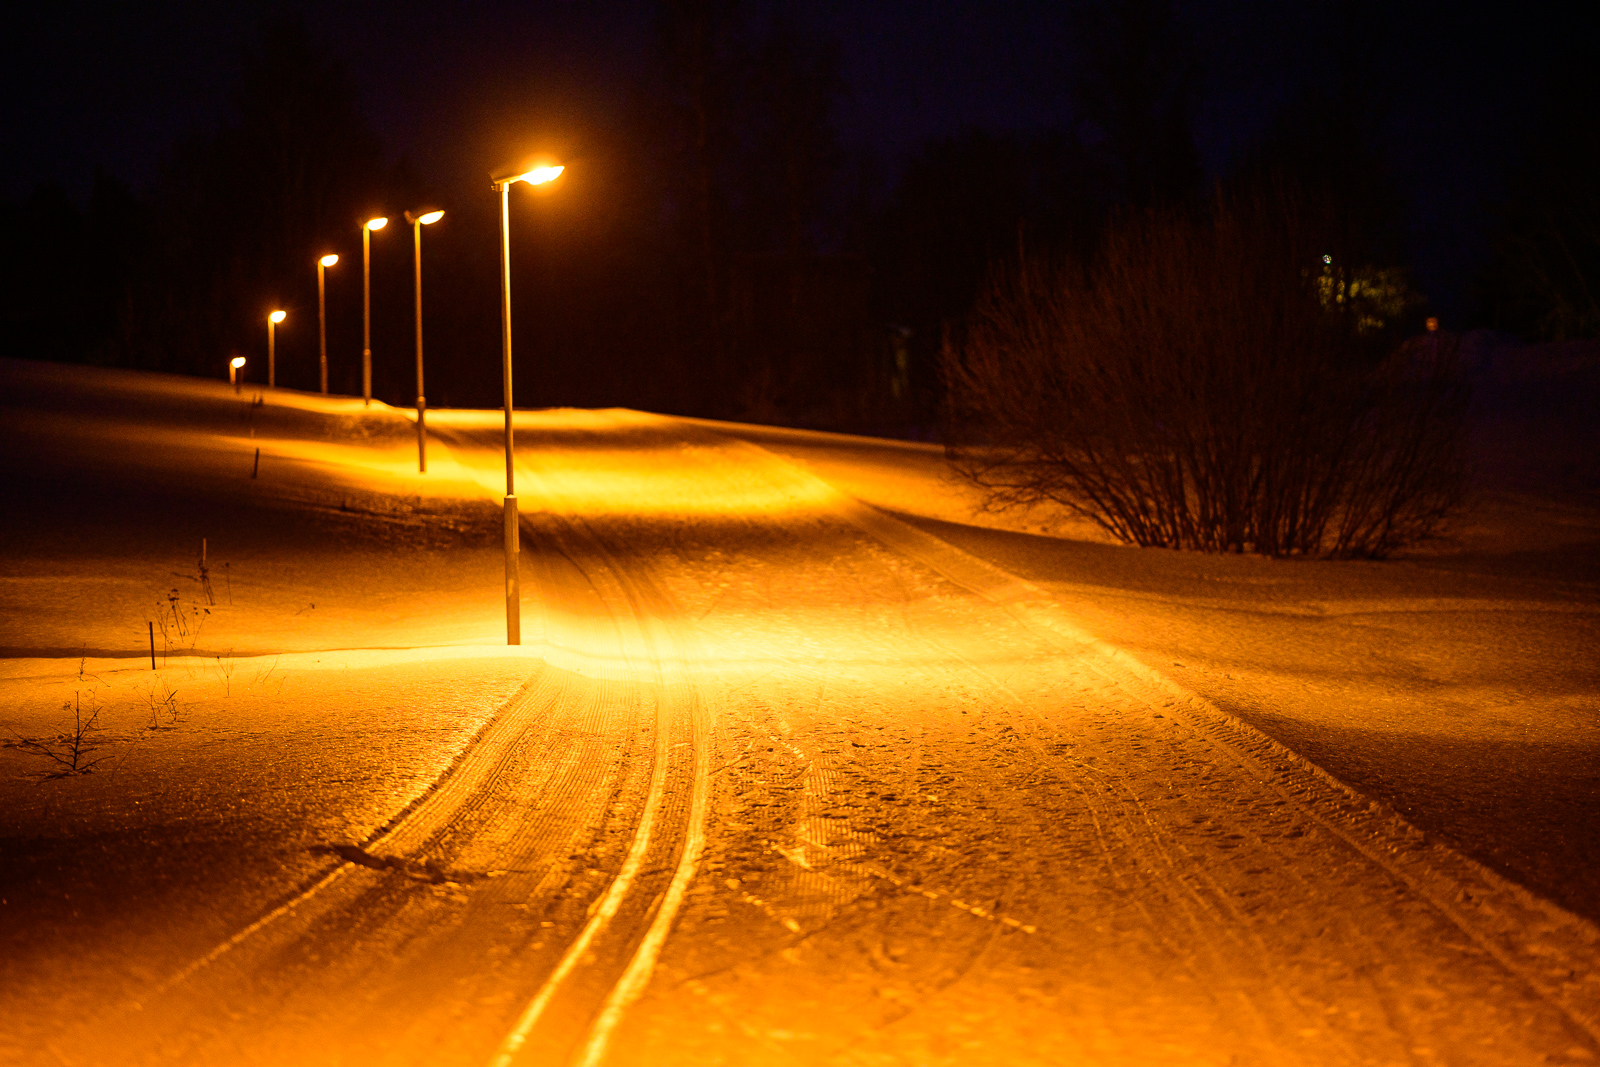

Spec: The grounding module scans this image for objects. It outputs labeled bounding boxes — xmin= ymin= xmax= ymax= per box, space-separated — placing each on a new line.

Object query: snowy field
xmin=1 ymin=356 xmax=1598 ymax=1065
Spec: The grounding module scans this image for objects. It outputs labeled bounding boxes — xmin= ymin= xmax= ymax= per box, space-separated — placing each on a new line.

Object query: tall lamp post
xmin=230 ymin=356 xmax=246 ymax=393
xmin=490 ymin=160 xmax=564 ymax=645
xmin=404 ymin=209 xmax=444 ymax=472
xmin=267 ymin=310 xmax=286 ymax=388
xmin=317 ymin=254 xmax=338 ymax=394
xmin=362 ymin=216 xmax=388 ymax=406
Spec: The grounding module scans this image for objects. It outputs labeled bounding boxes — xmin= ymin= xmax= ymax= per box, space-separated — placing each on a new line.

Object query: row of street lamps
xmin=246 ymin=160 xmax=564 ymax=645
xmin=255 ymin=210 xmax=442 ymax=454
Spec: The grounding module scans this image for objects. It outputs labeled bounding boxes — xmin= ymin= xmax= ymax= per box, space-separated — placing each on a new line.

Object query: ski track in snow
xmin=2 ymin=366 xmax=1598 ymax=1066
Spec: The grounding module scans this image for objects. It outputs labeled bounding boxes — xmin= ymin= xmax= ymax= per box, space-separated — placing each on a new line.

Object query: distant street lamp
xmin=362 ymin=216 xmax=388 ymax=406
xmin=267 ymin=310 xmax=286 ymax=388
xmin=317 ymin=254 xmax=339 ymax=394
xmin=230 ymin=355 xmax=246 ymax=393
xmin=404 ymin=209 xmax=444 ymax=472
xmin=490 ymin=160 xmax=564 ymax=645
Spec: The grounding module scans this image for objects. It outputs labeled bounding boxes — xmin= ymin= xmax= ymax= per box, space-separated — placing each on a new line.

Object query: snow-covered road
xmin=3 ymin=363 xmax=1599 ymax=1065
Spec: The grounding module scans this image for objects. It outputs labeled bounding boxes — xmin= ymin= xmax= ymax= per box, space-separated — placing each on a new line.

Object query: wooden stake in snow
xmin=252 ymin=448 xmax=260 ymax=479
xmin=199 ymin=537 xmax=215 ymax=605
xmin=149 ymin=621 xmax=156 ymax=670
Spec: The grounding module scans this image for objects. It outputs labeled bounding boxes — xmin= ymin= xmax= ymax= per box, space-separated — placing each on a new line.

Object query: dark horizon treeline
xmin=4 ymin=1 xmax=1596 ymax=433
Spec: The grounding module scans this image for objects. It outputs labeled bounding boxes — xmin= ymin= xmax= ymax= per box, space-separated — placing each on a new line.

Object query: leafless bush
xmin=942 ymin=191 xmax=1468 ymax=558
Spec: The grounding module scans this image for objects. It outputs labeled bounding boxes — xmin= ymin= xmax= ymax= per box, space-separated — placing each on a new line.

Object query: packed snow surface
xmin=2 ymin=358 xmax=1598 ymax=1066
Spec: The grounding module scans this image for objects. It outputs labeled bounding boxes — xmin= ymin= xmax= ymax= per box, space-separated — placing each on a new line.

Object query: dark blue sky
xmin=2 ymin=0 xmax=1575 ymax=320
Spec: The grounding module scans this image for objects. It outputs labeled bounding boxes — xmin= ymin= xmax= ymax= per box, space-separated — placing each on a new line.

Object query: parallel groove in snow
xmin=717 ymin=427 xmax=1600 ymax=1048
xmin=488 ymin=448 xmax=716 ymax=1066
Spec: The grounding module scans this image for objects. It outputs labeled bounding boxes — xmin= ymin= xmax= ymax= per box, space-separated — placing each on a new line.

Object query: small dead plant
xmin=153 ymin=586 xmax=210 ymax=661
xmin=215 ymin=649 xmax=236 ymax=696
xmin=145 ymin=679 xmax=182 ymax=730
xmin=7 ymin=692 xmax=110 ymax=779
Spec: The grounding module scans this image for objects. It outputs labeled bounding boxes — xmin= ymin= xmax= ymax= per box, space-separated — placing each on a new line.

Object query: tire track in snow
xmin=107 ymin=420 xmax=706 ymax=1067
xmin=139 ymin=661 xmax=563 ymax=1000
xmin=715 ymin=426 xmax=1600 ymax=1049
xmin=488 ymin=444 xmax=715 ymax=1067
xmin=895 ymin=619 xmax=1370 ymax=1061
xmin=58 ymin=656 xmax=676 ymax=1067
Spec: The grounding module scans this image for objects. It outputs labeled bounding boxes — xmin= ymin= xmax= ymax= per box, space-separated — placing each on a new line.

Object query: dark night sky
xmin=1 ymin=0 xmax=1578 ymax=322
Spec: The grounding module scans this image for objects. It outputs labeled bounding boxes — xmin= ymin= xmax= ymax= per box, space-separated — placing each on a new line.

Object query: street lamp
xmin=403 ymin=209 xmax=444 ymax=472
xmin=362 ymin=216 xmax=388 ymax=406
xmin=490 ymin=159 xmax=564 ymax=645
xmin=267 ymin=310 xmax=286 ymax=388
xmin=317 ymin=254 xmax=338 ymax=394
xmin=230 ymin=355 xmax=246 ymax=394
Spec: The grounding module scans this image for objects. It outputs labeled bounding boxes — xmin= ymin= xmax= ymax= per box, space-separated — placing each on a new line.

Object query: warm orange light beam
xmin=517 ymin=165 xmax=564 ymax=186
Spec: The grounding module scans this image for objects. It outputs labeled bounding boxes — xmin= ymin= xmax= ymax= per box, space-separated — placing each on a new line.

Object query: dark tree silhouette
xmin=869 ymin=130 xmax=1106 ymax=431
xmin=1 ymin=171 xmax=139 ymax=366
xmin=1477 ymin=65 xmax=1600 ymax=340
xmin=120 ymin=18 xmax=389 ymax=384
xmin=1069 ymin=0 xmax=1202 ymax=209
xmin=646 ymin=0 xmax=858 ymax=422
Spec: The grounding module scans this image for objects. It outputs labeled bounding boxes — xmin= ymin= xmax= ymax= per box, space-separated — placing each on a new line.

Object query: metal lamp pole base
xmin=504 ymin=494 xmax=520 ymax=645
xmin=416 ymin=396 xmax=427 ymax=472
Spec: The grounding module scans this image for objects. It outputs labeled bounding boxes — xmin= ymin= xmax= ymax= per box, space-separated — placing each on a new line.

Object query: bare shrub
xmin=942 ymin=190 xmax=1468 ymax=558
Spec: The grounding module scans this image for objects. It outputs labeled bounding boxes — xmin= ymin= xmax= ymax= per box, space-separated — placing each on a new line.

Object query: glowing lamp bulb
xmin=320 ymin=254 xmax=339 ymax=267
xmin=366 ymin=217 xmax=388 ymax=231
xmin=269 ymin=310 xmax=286 ymax=323
xmin=519 ymin=165 xmax=564 ymax=186
xmin=418 ymin=210 xmax=444 ymax=225
xmin=231 ymin=357 xmax=246 ymax=369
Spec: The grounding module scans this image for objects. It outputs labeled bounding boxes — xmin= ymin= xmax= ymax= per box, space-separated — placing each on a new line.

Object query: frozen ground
xmin=1 ymin=357 xmax=1598 ymax=1065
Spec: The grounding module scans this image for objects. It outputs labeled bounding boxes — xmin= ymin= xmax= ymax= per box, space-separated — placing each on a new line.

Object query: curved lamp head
xmin=365 ymin=217 xmax=388 ymax=231
xmin=518 ymin=166 xmax=563 ymax=186
xmin=230 ymin=356 xmax=246 ymax=369
xmin=405 ymin=209 xmax=445 ymax=225
xmin=490 ymin=160 xmax=564 ymax=190
xmin=319 ymin=253 xmax=339 ymax=268
xmin=269 ymin=310 xmax=286 ymax=324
